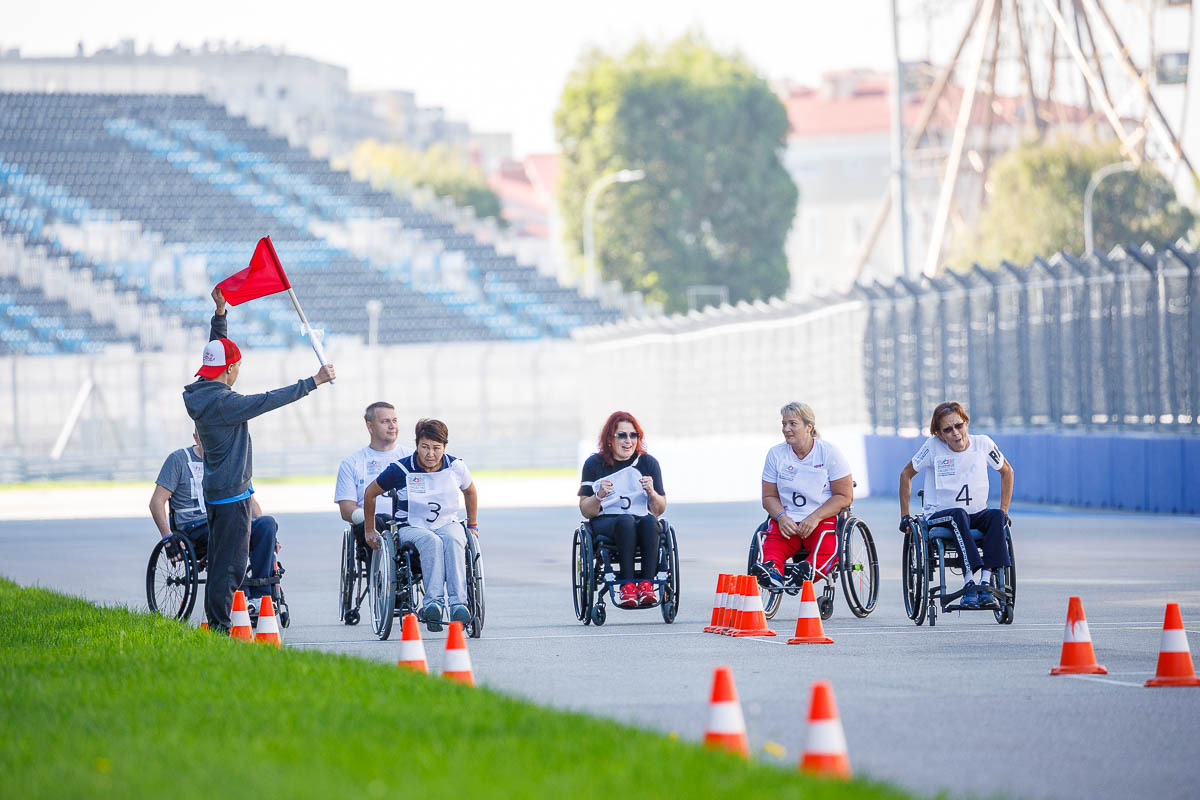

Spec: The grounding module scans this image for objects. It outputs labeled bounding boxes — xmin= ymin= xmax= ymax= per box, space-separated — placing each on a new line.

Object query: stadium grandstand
xmin=0 ymin=90 xmax=621 ymax=356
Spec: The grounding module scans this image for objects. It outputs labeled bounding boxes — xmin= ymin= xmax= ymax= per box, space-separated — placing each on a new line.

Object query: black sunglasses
xmin=615 ymin=431 xmax=640 ymax=441
xmin=940 ymin=421 xmax=967 ymax=435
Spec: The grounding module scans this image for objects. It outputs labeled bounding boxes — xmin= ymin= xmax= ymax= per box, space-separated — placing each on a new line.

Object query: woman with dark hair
xmin=899 ymin=401 xmax=1014 ymax=608
xmin=578 ymin=411 xmax=667 ymax=608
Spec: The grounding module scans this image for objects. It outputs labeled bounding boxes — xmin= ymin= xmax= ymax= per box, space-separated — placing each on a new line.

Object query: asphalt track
xmin=2 ymin=497 xmax=1199 ymax=800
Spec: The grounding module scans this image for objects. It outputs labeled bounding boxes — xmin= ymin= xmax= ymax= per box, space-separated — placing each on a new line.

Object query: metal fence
xmin=862 ymin=243 xmax=1198 ymax=433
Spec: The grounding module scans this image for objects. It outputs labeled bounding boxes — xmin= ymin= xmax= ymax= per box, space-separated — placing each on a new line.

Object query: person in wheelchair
xmin=899 ymin=400 xmax=1014 ymax=608
xmin=759 ymin=402 xmax=854 ymax=588
xmin=578 ymin=411 xmax=667 ymax=609
xmin=334 ymin=401 xmax=411 ymax=548
xmin=363 ymin=418 xmax=479 ymax=632
xmin=149 ymin=432 xmax=280 ymax=616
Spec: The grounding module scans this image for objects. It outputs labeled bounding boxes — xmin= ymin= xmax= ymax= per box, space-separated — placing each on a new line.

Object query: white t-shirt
xmin=761 ymin=439 xmax=852 ymax=522
xmin=910 ymin=434 xmax=1005 ymax=515
xmin=334 ymin=444 xmax=412 ymax=511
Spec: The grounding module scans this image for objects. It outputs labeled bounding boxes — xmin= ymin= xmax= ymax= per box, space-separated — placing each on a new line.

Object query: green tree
xmin=949 ymin=136 xmax=1194 ymax=269
xmin=341 ymin=141 xmax=503 ymax=222
xmin=555 ymin=34 xmax=797 ymax=312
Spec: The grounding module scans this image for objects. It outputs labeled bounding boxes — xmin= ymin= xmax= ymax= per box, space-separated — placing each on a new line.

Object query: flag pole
xmin=286 ymin=287 xmax=330 ymax=373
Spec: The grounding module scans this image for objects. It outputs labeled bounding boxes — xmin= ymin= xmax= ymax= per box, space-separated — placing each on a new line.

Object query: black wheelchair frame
xmin=571 ymin=517 xmax=679 ymax=626
xmin=900 ymin=510 xmax=1016 ymax=627
xmin=745 ymin=507 xmax=879 ymax=621
xmin=362 ymin=510 xmax=485 ymax=640
xmin=146 ymin=521 xmax=288 ymax=626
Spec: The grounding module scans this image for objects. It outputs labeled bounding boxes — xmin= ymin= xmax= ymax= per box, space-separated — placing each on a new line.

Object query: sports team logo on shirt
xmin=783 ymin=464 xmax=796 ymax=474
xmin=367 ymin=459 xmax=379 ymax=471
xmin=409 ymin=474 xmax=426 ymax=493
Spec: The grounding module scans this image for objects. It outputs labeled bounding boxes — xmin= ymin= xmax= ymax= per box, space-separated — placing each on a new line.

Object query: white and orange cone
xmin=1050 ymin=596 xmax=1107 ymax=675
xmin=702 ymin=666 xmax=749 ymax=757
xmin=397 ymin=613 xmax=429 ymax=674
xmin=722 ymin=576 xmax=747 ymax=635
xmin=787 ymin=580 xmax=834 ymax=645
xmin=732 ymin=574 xmax=776 ymax=637
xmin=798 ymin=680 xmax=851 ymax=779
xmin=442 ymin=621 xmax=475 ymax=686
xmin=704 ymin=574 xmax=732 ymax=633
xmin=1145 ymin=603 xmax=1200 ymax=687
xmin=229 ymin=590 xmax=253 ymax=642
xmin=716 ymin=575 xmax=740 ymax=634
xmin=253 ymin=595 xmax=282 ymax=648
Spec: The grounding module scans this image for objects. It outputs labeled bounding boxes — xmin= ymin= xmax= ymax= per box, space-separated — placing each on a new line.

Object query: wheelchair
xmin=746 ymin=507 xmax=878 ymax=621
xmin=338 ymin=521 xmax=372 ymax=627
xmin=571 ymin=517 xmax=679 ymax=626
xmin=900 ymin=500 xmax=1016 ymax=626
xmin=364 ymin=510 xmax=485 ymax=640
xmin=146 ymin=518 xmax=289 ymax=627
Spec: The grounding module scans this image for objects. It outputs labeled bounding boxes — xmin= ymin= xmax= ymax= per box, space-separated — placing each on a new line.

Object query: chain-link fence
xmin=861 ymin=244 xmax=1199 ymax=433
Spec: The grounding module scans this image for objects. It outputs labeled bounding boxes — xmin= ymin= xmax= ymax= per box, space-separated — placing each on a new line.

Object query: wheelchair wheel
xmin=902 ymin=525 xmax=928 ymax=626
xmin=466 ymin=530 xmax=485 ymax=638
xmin=660 ymin=521 xmax=679 ymax=624
xmin=839 ymin=516 xmax=879 ymax=618
xmin=746 ymin=525 xmax=783 ymax=620
xmin=994 ymin=529 xmax=1016 ymax=625
xmin=395 ymin=547 xmax=423 ymax=618
xmin=572 ymin=526 xmax=595 ymax=625
xmin=368 ymin=532 xmax=396 ymax=640
xmin=147 ymin=533 xmax=199 ymax=621
xmin=339 ymin=529 xmax=356 ymax=624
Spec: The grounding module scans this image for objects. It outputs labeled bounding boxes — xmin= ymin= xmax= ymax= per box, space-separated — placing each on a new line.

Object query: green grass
xmin=0 ymin=579 xmax=912 ymax=799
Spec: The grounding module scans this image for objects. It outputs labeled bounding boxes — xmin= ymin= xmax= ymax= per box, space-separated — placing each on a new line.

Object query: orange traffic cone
xmin=788 ymin=580 xmax=834 ymax=645
xmin=229 ymin=590 xmax=253 ymax=642
xmin=732 ymin=574 xmax=776 ymax=637
xmin=397 ymin=613 xmax=429 ymax=674
xmin=798 ymin=680 xmax=851 ymax=778
xmin=704 ymin=574 xmax=732 ymax=633
xmin=703 ymin=666 xmax=749 ymax=757
xmin=199 ymin=621 xmax=209 ymax=631
xmin=1050 ymin=596 xmax=1107 ymax=675
xmin=442 ymin=621 xmax=475 ymax=686
xmin=254 ymin=595 xmax=282 ymax=648
xmin=1145 ymin=603 xmax=1200 ymax=687
xmin=719 ymin=575 xmax=744 ymax=635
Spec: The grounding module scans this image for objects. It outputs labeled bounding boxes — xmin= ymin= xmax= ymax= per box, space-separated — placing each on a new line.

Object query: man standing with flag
xmin=185 ymin=274 xmax=335 ymax=633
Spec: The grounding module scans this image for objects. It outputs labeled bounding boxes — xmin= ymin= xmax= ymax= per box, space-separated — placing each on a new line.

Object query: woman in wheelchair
xmin=899 ymin=401 xmax=1014 ymax=609
xmin=364 ymin=418 xmax=479 ymax=631
xmin=759 ymin=402 xmax=854 ymax=588
xmin=578 ymin=411 xmax=666 ymax=609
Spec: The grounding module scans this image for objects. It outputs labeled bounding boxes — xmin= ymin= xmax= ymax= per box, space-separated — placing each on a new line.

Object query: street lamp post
xmin=1084 ymin=161 xmax=1139 ymax=255
xmin=582 ymin=169 xmax=645 ymax=297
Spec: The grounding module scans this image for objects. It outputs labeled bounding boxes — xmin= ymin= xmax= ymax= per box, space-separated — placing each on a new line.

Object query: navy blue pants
xmin=591 ymin=514 xmax=659 ymax=581
xmin=927 ymin=508 xmax=1009 ymax=573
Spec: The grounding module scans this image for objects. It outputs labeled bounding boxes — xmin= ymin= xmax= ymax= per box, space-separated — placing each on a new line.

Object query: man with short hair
xmin=333 ymin=401 xmax=411 ymax=524
xmin=183 ymin=287 xmax=335 ymax=633
xmin=149 ymin=432 xmax=279 ymax=616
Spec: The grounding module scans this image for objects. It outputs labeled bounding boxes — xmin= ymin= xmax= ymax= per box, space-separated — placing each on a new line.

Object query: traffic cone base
xmin=801 ymin=752 xmax=852 ymax=778
xmin=442 ymin=621 xmax=475 ymax=686
xmin=1050 ymin=597 xmax=1105 ymax=675
xmin=254 ymin=595 xmax=282 ymax=648
xmin=229 ymin=590 xmax=253 ymax=642
xmin=788 ymin=580 xmax=833 ymax=645
xmin=703 ymin=666 xmax=748 ymax=757
xmin=397 ymin=613 xmax=430 ymax=674
xmin=1145 ymin=604 xmax=1200 ymax=687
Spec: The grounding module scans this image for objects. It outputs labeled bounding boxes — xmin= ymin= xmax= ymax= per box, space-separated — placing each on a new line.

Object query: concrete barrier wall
xmin=865 ymin=432 xmax=1200 ymax=515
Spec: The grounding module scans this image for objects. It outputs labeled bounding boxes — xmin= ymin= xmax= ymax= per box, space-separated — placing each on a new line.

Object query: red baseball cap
xmin=195 ymin=338 xmax=242 ymax=379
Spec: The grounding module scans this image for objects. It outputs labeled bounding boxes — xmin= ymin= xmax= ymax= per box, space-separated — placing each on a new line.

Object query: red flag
xmin=217 ymin=237 xmax=292 ymax=306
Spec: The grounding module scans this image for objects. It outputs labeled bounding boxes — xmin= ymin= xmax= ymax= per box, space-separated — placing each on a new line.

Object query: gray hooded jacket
xmin=182 ymin=313 xmax=315 ymax=502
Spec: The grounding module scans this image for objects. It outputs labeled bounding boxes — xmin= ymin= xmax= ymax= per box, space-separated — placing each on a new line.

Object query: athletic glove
xmin=899 ymin=515 xmax=915 ymax=534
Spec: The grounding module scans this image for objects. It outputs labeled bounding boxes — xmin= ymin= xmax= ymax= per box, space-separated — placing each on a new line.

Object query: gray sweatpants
xmin=395 ymin=525 xmax=445 ymax=608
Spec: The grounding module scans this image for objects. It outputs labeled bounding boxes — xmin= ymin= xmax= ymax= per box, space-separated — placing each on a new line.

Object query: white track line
xmin=1059 ymin=674 xmax=1146 ymax=688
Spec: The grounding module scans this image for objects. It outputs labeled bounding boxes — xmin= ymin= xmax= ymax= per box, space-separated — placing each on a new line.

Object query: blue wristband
xmin=466 ymin=523 xmax=478 ymax=529
xmin=773 ymin=511 xmax=786 ymax=522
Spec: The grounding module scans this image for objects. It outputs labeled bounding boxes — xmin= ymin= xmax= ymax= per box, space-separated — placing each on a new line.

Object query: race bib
xmin=778 ymin=464 xmax=828 ymax=521
xmin=594 ymin=464 xmax=649 ymax=517
xmin=187 ymin=461 xmax=206 ymax=514
xmin=404 ymin=469 xmax=460 ymax=531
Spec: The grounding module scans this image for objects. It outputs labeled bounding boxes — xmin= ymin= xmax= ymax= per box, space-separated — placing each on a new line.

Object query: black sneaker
xmin=795 ymin=561 xmax=814 ymax=583
xmin=762 ymin=561 xmax=785 ymax=589
xmin=420 ymin=603 xmax=443 ymax=632
xmin=961 ymin=581 xmax=980 ymax=608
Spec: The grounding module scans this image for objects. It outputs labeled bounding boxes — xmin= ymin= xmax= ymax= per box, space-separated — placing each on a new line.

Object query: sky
xmin=4 ymin=0 xmax=958 ymax=156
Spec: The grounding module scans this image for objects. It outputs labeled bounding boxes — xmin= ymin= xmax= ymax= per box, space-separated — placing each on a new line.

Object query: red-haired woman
xmin=578 ymin=411 xmax=667 ymax=608
xmin=899 ymin=401 xmax=1014 ymax=608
